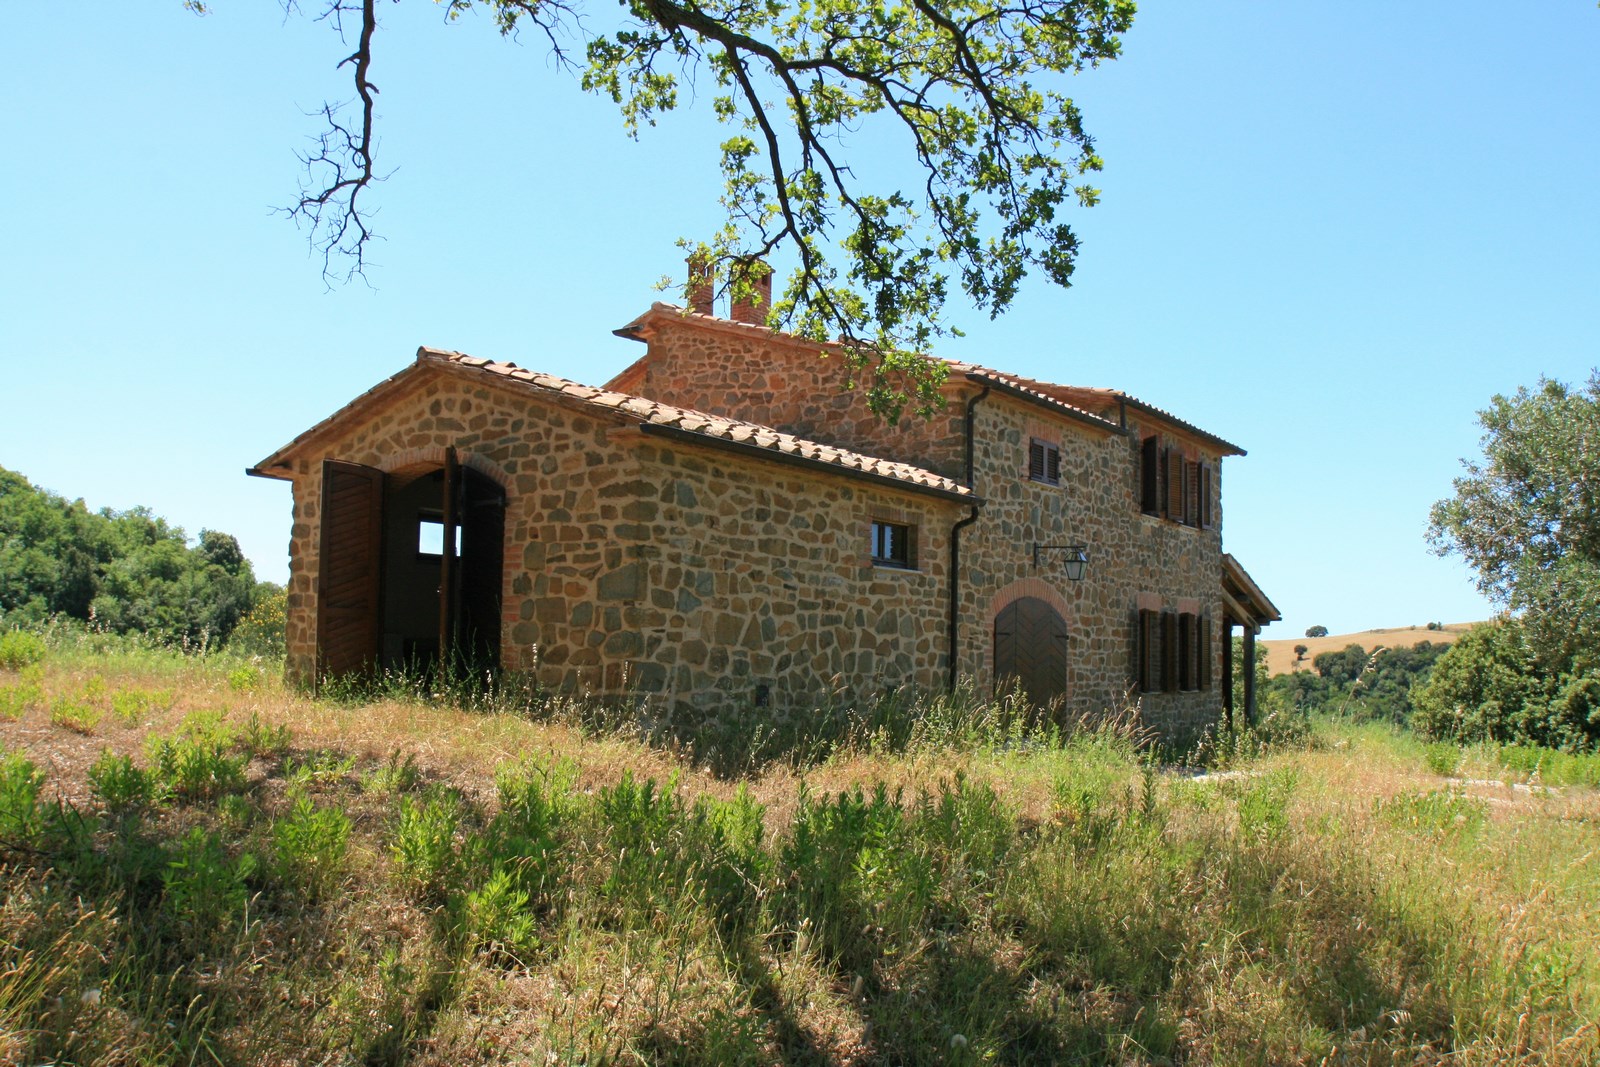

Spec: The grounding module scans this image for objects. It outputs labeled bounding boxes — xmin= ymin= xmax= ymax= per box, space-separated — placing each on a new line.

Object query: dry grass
xmin=2 ymin=640 xmax=1597 ymax=1065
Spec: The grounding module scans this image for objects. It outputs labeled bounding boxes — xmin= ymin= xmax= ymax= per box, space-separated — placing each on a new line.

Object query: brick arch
xmin=379 ymin=447 xmax=515 ymax=497
xmin=985 ymin=578 xmax=1076 ymax=703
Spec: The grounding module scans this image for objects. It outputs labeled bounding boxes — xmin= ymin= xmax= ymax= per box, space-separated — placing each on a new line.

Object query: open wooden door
xmin=316 ymin=460 xmax=384 ymax=681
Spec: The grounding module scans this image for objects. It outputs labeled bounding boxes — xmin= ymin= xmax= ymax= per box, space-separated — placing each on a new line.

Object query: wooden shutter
xmin=316 ymin=460 xmax=384 ymax=681
xmin=1165 ymin=448 xmax=1185 ymax=521
xmin=1028 ymin=440 xmax=1046 ymax=481
xmin=1201 ymin=464 xmax=1214 ymax=529
xmin=1186 ymin=462 xmax=1201 ymax=527
xmin=1200 ymin=616 xmax=1213 ymax=690
xmin=1141 ymin=436 xmax=1160 ymax=514
xmin=1160 ymin=610 xmax=1178 ymax=693
xmin=1047 ymin=445 xmax=1060 ymax=484
xmin=1136 ymin=608 xmax=1160 ymax=694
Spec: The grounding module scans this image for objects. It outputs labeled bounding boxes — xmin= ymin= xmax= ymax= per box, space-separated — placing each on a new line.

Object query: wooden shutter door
xmin=1141 ymin=436 xmax=1160 ymax=514
xmin=317 ymin=460 xmax=384 ymax=680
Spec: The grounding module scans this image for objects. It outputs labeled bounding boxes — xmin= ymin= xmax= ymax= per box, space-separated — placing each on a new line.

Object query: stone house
xmin=250 ymin=267 xmax=1278 ymax=736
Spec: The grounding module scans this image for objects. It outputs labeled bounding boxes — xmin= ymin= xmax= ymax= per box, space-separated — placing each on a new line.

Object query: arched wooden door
xmin=993 ymin=596 xmax=1069 ymax=707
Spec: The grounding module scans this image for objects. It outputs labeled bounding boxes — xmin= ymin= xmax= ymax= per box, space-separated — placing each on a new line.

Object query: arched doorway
xmin=993 ymin=596 xmax=1069 ymax=707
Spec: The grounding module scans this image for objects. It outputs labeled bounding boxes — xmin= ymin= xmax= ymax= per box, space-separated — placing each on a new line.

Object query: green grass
xmin=0 ymin=643 xmax=1596 ymax=1065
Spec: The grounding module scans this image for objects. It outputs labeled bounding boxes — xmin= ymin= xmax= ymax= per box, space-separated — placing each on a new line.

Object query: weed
xmin=240 ymin=712 xmax=293 ymax=759
xmin=393 ymin=786 xmax=467 ymax=903
xmin=0 ymin=748 xmax=45 ymax=844
xmin=228 ymin=665 xmax=263 ymax=693
xmin=272 ymin=788 xmax=351 ymax=900
xmin=0 ymin=681 xmax=43 ymax=720
xmin=1375 ymin=789 xmax=1488 ymax=836
xmin=461 ymin=867 xmax=540 ymax=962
xmin=49 ymin=696 xmax=102 ymax=734
xmin=0 ymin=629 xmax=47 ymax=670
xmin=87 ymin=752 xmax=157 ymax=816
xmin=285 ymin=749 xmax=357 ymax=787
xmin=1234 ymin=767 xmax=1298 ymax=842
xmin=161 ymin=827 xmax=258 ymax=950
xmin=363 ymin=750 xmax=422 ymax=795
xmin=146 ymin=726 xmax=247 ymax=801
xmin=110 ymin=686 xmax=175 ymax=725
xmin=1423 ymin=742 xmax=1462 ymax=777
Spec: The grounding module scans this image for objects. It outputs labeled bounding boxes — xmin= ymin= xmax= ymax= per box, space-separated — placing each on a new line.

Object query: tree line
xmin=0 ymin=464 xmax=280 ymax=652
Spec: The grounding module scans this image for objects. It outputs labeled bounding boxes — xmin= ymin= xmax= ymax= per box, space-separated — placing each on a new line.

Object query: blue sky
xmin=3 ymin=2 xmax=1596 ymax=638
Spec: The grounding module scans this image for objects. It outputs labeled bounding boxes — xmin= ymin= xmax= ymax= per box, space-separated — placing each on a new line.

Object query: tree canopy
xmin=1420 ymin=373 xmax=1600 ymax=748
xmin=183 ymin=0 xmax=1136 ymax=419
xmin=0 ymin=465 xmax=273 ymax=647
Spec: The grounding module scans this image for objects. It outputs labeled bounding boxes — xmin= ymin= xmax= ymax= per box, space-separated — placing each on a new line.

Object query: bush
xmin=0 ymin=629 xmax=47 ymax=670
xmin=88 ymin=752 xmax=157 ymax=816
xmin=0 ymin=748 xmax=45 ymax=844
xmin=146 ymin=717 xmax=248 ymax=801
xmin=1412 ymin=619 xmax=1600 ymax=749
xmin=162 ymin=827 xmax=258 ymax=949
xmin=392 ymin=787 xmax=466 ymax=903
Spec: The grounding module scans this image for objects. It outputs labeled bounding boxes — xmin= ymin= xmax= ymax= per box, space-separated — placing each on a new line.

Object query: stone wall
xmin=956 ymin=395 xmax=1227 ymax=737
xmin=613 ymin=314 xmax=969 ymax=481
xmin=275 ymin=365 xmax=960 ymax=723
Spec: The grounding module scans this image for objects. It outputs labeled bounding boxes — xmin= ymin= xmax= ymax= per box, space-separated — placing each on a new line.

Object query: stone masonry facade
xmin=262 ymin=296 xmax=1251 ymax=739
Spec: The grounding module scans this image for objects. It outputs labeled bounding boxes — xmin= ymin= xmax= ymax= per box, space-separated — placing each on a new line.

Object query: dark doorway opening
xmin=993 ymin=596 xmax=1069 ymax=709
xmin=316 ymin=453 xmax=505 ymax=682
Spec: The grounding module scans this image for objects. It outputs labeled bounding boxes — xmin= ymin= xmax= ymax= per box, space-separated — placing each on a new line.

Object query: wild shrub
xmin=779 ymin=783 xmax=933 ymax=974
xmin=392 ymin=786 xmax=467 ymax=903
xmin=486 ymin=757 xmax=574 ymax=899
xmin=285 ymin=749 xmax=356 ymax=787
xmin=0 ymin=630 xmax=46 ymax=670
xmin=0 ymin=749 xmax=45 ymax=845
xmin=49 ymin=696 xmax=102 ymax=734
xmin=461 ymin=867 xmax=540 ymax=962
xmin=240 ymin=712 xmax=293 ymax=759
xmin=908 ymin=776 xmax=1014 ymax=923
xmin=227 ymin=665 xmax=263 ymax=693
xmin=595 ymin=771 xmax=689 ymax=908
xmin=690 ymin=785 xmax=771 ymax=932
xmin=1423 ymin=742 xmax=1461 ymax=777
xmin=110 ymin=686 xmax=174 ymax=725
xmin=162 ymin=827 xmax=258 ymax=949
xmin=87 ymin=752 xmax=157 ymax=816
xmin=146 ymin=722 xmax=247 ymax=801
xmin=0 ymin=681 xmax=42 ymax=720
xmin=1374 ymin=789 xmax=1487 ymax=836
xmin=272 ymin=789 xmax=351 ymax=900
xmin=363 ymin=749 xmax=421 ymax=795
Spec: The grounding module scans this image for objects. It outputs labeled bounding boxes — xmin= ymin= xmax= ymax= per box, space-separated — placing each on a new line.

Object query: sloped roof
xmin=611 ymin=302 xmax=1248 ymax=447
xmin=1223 ymin=554 xmax=1281 ymax=628
xmin=251 ymin=347 xmax=976 ymax=504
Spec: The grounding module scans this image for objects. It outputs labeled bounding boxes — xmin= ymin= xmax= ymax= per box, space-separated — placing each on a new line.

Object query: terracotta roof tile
xmin=418 ymin=348 xmax=973 ymax=500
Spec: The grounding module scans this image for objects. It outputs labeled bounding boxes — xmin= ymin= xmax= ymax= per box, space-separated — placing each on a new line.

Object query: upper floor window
xmin=871 ymin=520 xmax=916 ymax=569
xmin=1028 ymin=439 xmax=1061 ymax=485
xmin=1140 ymin=434 xmax=1212 ymax=529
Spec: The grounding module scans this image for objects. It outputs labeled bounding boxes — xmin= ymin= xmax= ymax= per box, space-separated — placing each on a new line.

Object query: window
xmin=871 ymin=520 xmax=916 ymax=569
xmin=417 ymin=515 xmax=461 ymax=559
xmin=1028 ymin=439 xmax=1061 ymax=485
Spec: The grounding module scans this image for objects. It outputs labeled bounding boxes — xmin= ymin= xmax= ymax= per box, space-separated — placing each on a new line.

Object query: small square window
xmin=1028 ymin=439 xmax=1061 ymax=485
xmin=871 ymin=520 xmax=915 ymax=569
xmin=417 ymin=516 xmax=461 ymax=558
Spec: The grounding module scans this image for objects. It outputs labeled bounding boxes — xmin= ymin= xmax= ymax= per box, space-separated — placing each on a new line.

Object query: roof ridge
xmin=417 ymin=349 xmax=973 ymax=500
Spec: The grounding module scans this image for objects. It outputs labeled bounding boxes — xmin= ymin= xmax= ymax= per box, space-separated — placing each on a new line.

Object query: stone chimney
xmin=729 ymin=257 xmax=772 ymax=325
xmin=685 ymin=253 xmax=715 ymax=316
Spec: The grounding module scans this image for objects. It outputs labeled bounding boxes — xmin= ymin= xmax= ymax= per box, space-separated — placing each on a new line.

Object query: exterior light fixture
xmin=1033 ymin=543 xmax=1089 ymax=581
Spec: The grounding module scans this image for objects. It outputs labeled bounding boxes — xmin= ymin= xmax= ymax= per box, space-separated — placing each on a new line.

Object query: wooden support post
xmin=1242 ymin=624 xmax=1258 ymax=728
xmin=1222 ymin=619 xmax=1235 ymax=730
xmin=439 ymin=446 xmax=458 ymax=671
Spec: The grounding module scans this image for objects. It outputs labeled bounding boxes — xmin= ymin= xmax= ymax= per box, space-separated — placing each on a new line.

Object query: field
xmin=1 ymin=631 xmax=1597 ymax=1066
xmin=1260 ymin=623 xmax=1480 ymax=677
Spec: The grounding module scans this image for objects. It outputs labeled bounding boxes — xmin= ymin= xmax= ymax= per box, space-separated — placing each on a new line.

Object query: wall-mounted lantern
xmin=1033 ymin=543 xmax=1089 ymax=581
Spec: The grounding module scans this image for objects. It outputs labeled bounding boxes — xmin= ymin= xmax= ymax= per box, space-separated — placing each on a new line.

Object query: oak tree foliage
xmin=183 ymin=0 xmax=1136 ymax=419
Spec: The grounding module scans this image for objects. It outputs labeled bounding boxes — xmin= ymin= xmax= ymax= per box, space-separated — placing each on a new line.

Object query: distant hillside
xmin=1260 ymin=622 xmax=1481 ymax=677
